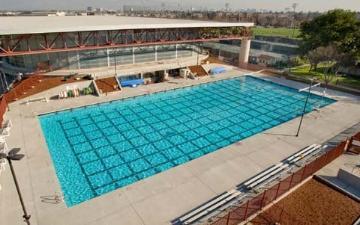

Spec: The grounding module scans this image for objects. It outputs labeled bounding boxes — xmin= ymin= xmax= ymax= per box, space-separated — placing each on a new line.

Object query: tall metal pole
xmin=291 ymin=3 xmax=298 ymax=38
xmin=7 ymin=157 xmax=31 ymax=225
xmin=196 ymin=43 xmax=200 ymax=66
xmin=114 ymin=50 xmax=117 ymax=76
xmin=296 ymin=79 xmax=313 ymax=137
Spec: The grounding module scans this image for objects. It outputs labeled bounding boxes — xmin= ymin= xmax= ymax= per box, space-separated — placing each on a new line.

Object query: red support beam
xmin=0 ymin=36 xmax=245 ymax=57
xmin=10 ymin=34 xmax=30 ymax=52
xmin=111 ymin=30 xmax=122 ymax=45
xmin=60 ymin=33 xmax=67 ymax=49
xmin=77 ymin=32 xmax=82 ymax=47
xmin=48 ymin=33 xmax=62 ymax=49
xmin=0 ymin=46 xmax=9 ymax=54
xmin=44 ymin=34 xmax=49 ymax=49
xmin=82 ymin=31 xmax=94 ymax=47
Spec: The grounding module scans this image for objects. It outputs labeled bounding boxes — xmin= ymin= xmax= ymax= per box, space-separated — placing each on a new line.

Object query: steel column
xmin=132 ymin=47 xmax=135 ymax=64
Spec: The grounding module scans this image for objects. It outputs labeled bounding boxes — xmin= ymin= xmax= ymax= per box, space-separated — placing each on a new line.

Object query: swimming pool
xmin=39 ymin=76 xmax=335 ymax=206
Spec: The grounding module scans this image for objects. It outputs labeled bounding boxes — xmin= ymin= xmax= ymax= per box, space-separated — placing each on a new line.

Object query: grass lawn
xmin=253 ymin=27 xmax=301 ymax=39
xmin=290 ymin=64 xmax=360 ymax=90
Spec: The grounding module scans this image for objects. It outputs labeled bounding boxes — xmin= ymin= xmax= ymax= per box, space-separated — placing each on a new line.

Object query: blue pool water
xmin=39 ymin=76 xmax=335 ymax=206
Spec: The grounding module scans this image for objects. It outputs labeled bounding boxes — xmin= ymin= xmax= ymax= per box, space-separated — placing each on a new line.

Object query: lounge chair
xmin=59 ymin=91 xmax=68 ymax=99
xmin=0 ymin=141 xmax=8 ymax=153
xmin=2 ymin=120 xmax=12 ymax=130
xmin=0 ymin=128 xmax=10 ymax=141
xmin=0 ymin=120 xmax=12 ymax=141
xmin=0 ymin=156 xmax=6 ymax=190
xmin=0 ymin=141 xmax=9 ymax=189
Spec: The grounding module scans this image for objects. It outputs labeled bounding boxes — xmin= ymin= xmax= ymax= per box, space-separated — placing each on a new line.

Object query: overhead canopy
xmin=0 ymin=16 xmax=254 ymax=35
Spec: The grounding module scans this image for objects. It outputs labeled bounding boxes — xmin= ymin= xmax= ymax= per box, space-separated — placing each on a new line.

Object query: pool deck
xmin=1 ymin=67 xmax=360 ymax=225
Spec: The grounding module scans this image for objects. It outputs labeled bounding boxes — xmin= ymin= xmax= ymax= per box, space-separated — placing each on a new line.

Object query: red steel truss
xmin=0 ymin=27 xmax=251 ymax=57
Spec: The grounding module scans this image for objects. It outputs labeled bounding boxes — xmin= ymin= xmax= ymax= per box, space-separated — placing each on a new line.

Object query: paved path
xmin=315 ymin=123 xmax=360 ymax=198
xmin=1 ymin=69 xmax=359 ymax=225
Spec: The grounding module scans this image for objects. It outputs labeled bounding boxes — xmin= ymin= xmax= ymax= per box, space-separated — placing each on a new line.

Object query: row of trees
xmin=126 ymin=10 xmax=325 ymax=29
xmin=299 ymin=9 xmax=360 ymax=84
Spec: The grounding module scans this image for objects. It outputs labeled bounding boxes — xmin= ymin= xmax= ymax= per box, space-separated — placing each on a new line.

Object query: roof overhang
xmin=0 ymin=16 xmax=254 ymax=35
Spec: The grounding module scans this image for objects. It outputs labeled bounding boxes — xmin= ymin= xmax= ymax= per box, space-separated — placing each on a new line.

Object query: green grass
xmin=290 ymin=64 xmax=360 ymax=90
xmin=253 ymin=27 xmax=301 ymax=39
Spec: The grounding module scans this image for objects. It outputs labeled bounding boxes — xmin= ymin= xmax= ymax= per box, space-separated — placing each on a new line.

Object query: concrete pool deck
xmin=1 ymin=68 xmax=360 ymax=225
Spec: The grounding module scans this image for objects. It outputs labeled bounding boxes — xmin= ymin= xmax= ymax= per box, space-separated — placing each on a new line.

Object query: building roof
xmin=0 ymin=16 xmax=254 ymax=35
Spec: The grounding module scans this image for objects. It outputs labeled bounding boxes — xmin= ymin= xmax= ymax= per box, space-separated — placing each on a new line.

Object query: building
xmin=123 ymin=5 xmax=147 ymax=13
xmin=0 ymin=16 xmax=253 ymax=91
xmin=202 ymin=35 xmax=299 ymax=68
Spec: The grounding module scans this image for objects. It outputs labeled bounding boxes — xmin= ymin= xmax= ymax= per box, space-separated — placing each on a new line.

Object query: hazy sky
xmin=0 ymin=0 xmax=359 ymax=12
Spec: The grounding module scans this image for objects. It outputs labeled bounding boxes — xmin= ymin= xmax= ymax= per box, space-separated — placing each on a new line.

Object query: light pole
xmin=291 ymin=3 xmax=298 ymax=38
xmin=0 ymin=148 xmax=31 ymax=225
xmin=296 ymin=79 xmax=313 ymax=137
xmin=196 ymin=43 xmax=200 ymax=66
xmin=113 ymin=50 xmax=118 ymax=76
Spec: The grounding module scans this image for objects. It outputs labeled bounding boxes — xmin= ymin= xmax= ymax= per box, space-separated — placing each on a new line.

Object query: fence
xmin=0 ymin=96 xmax=8 ymax=127
xmin=210 ymin=139 xmax=348 ymax=225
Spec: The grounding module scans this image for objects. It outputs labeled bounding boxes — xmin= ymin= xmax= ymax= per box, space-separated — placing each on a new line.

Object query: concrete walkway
xmin=315 ymin=123 xmax=360 ymax=198
xmin=45 ymin=53 xmax=209 ymax=78
xmin=1 ymin=68 xmax=359 ymax=225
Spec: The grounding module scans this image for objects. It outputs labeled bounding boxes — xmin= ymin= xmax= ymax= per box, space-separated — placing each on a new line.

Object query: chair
xmin=0 ymin=141 xmax=9 ymax=184
xmin=2 ymin=120 xmax=12 ymax=130
xmin=0 ymin=120 xmax=11 ymax=141
xmin=0 ymin=141 xmax=8 ymax=153
xmin=0 ymin=128 xmax=10 ymax=140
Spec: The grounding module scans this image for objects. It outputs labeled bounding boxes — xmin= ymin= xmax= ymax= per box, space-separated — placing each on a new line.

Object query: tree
xmin=352 ymin=27 xmax=360 ymax=61
xmin=299 ymin=9 xmax=359 ymax=59
xmin=322 ymin=44 xmax=339 ymax=87
xmin=332 ymin=52 xmax=357 ymax=75
xmin=314 ymin=45 xmax=338 ymax=86
xmin=307 ymin=48 xmax=323 ymax=71
xmin=289 ymin=56 xmax=306 ymax=67
xmin=305 ymin=45 xmax=339 ymax=87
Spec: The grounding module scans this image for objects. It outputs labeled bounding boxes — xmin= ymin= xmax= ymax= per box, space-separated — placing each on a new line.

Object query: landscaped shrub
xmin=67 ymin=90 xmax=74 ymax=97
xmin=81 ymin=87 xmax=94 ymax=95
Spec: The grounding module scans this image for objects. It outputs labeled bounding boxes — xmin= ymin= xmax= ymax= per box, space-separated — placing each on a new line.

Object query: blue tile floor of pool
xmin=39 ymin=75 xmax=335 ymax=206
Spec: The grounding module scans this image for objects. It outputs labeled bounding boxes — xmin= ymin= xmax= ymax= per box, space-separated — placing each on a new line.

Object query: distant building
xmin=123 ymin=5 xmax=147 ymax=12
xmin=48 ymin=12 xmax=66 ymax=17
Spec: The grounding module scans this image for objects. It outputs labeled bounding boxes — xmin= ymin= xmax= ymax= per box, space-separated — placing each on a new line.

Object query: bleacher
xmin=173 ymin=189 xmax=243 ymax=225
xmin=172 ymin=144 xmax=325 ymax=224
